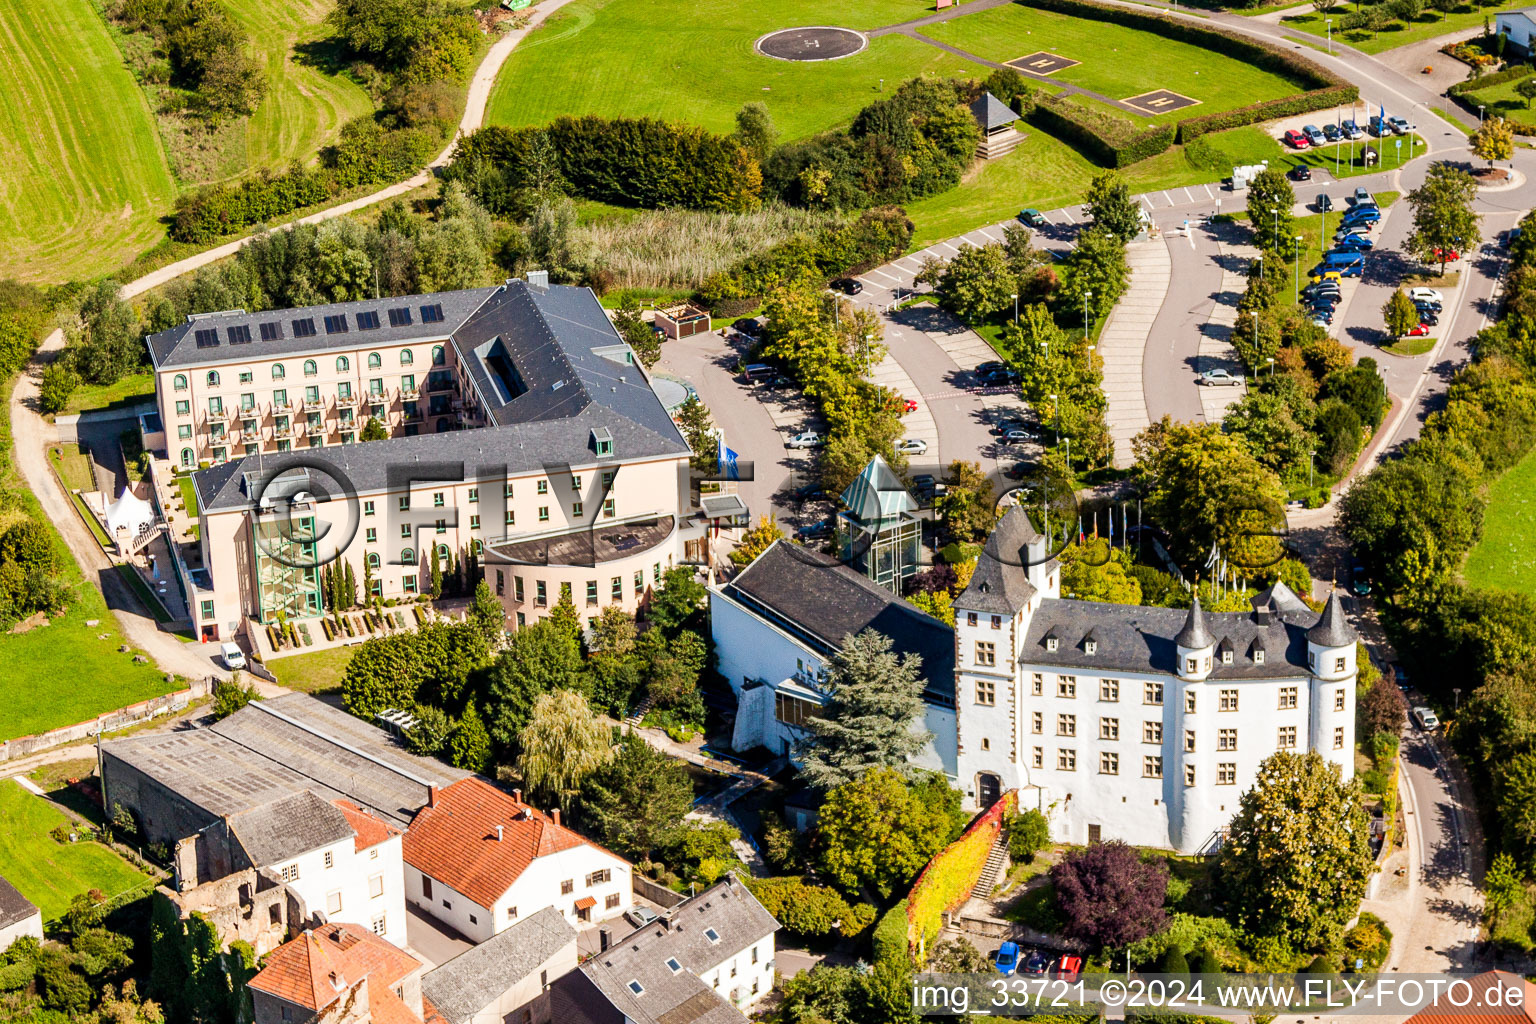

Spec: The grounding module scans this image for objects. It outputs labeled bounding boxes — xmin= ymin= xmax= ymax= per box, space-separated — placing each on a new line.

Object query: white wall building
xmin=402 ymin=778 xmax=631 ymax=944
xmin=953 ymin=508 xmax=1357 ymax=854
xmin=1496 ymin=8 xmax=1536 ymax=54
xmin=0 ymin=877 xmax=41 ymax=953
xmin=421 ymin=906 xmax=578 ymax=1024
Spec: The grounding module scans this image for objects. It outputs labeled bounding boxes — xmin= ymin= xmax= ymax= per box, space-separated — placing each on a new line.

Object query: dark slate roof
xmin=0 ymin=875 xmax=37 ymax=930
xmin=575 ymin=875 xmax=776 ymax=1024
xmin=229 ymin=790 xmax=354 ymax=867
xmin=720 ymin=541 xmax=955 ymax=705
xmin=1174 ymin=594 xmax=1214 ymax=649
xmin=190 ymin=282 xmax=690 ymax=513
xmin=1307 ymin=590 xmax=1356 ymax=647
xmin=422 ymin=907 xmax=576 ymax=1024
xmin=970 ymin=91 xmax=1019 ymax=132
xmin=1021 ymin=598 xmax=1321 ymax=678
xmin=145 ymin=288 xmax=498 ymax=370
xmin=956 ymin=507 xmax=1045 ymax=615
xmin=1253 ymin=579 xmax=1309 ymax=614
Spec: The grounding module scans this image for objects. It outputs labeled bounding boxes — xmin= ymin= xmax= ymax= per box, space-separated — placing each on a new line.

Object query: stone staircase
xmin=975 ymin=835 xmax=1010 ymax=899
xmin=623 ymin=694 xmax=655 ymax=727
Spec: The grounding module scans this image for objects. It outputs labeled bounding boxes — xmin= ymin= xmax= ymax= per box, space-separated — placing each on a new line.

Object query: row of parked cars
xmin=1282 ymin=116 xmax=1413 ymax=150
xmin=1302 ymin=189 xmax=1382 ymax=325
xmin=993 ymin=943 xmax=1083 ymax=977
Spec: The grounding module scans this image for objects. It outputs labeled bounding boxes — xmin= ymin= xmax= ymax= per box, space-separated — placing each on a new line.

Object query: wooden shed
xmin=654 ymin=303 xmax=711 ymax=339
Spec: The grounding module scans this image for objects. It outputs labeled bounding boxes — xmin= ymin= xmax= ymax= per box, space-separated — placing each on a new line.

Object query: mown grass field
xmin=487 ymin=0 xmax=977 ymax=140
xmin=1280 ymin=3 xmax=1524 ymax=55
xmin=1457 ymin=75 xmax=1536 ymax=123
xmin=1464 ymin=446 xmax=1536 ymax=596
xmin=0 ymin=0 xmax=177 ymax=282
xmin=918 ymin=3 xmax=1302 ymax=124
xmin=267 ymin=645 xmax=355 ymax=693
xmin=0 ymin=780 xmax=155 ymax=921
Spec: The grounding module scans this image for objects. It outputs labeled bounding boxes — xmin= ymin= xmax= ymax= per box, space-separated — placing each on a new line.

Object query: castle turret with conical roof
xmin=1174 ymin=593 xmax=1215 ymax=680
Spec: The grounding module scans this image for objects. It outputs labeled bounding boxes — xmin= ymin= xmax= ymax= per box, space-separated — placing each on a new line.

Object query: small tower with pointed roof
xmin=1307 ymin=590 xmax=1357 ymax=682
xmin=836 ymin=455 xmax=919 ymax=594
xmin=1174 ymin=594 xmax=1216 ymax=681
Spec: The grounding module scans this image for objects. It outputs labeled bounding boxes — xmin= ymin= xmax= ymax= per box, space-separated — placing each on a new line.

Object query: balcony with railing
xmin=301 ymin=397 xmax=324 ymax=414
xmin=271 ymin=397 xmax=295 ymax=414
xmin=399 ymin=385 xmax=420 ymax=402
xmin=335 ymin=392 xmax=361 ymax=408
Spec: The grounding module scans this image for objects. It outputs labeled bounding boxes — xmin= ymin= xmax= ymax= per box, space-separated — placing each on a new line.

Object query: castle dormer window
xmin=1085 ymin=641 xmax=1097 ymax=655
xmin=1047 ymin=637 xmax=1058 ymax=652
xmin=1254 ymin=649 xmax=1265 ymax=664
xmin=1221 ymin=650 xmax=1233 ymax=665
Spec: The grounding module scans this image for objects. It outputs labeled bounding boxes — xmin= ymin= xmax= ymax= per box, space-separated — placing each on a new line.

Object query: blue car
xmin=1341 ymin=207 xmax=1380 ymax=227
xmin=1335 ymin=233 xmax=1374 ymax=251
xmin=994 ymin=941 xmax=1020 ymax=976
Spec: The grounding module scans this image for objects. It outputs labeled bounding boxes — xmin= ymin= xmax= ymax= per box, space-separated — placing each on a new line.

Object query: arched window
xmin=399 ymin=349 xmax=414 ymax=366
xmin=431 ymin=345 xmax=444 ymax=366
xmin=436 ymin=543 xmax=450 ymax=561
xmin=336 ymin=356 xmax=350 ymax=373
xmin=472 ymin=539 xmax=483 ymax=556
xmin=367 ymin=352 xmax=381 ymax=369
xmin=304 ymin=360 xmax=317 ymax=377
xmin=367 ymin=552 xmax=380 ymax=569
xmin=401 ymin=548 xmax=415 ymax=565
xmin=173 ymin=374 xmax=187 ymax=391
xmin=206 ymin=371 xmax=220 ymax=387
xmin=271 ymin=364 xmax=285 ymax=380
xmin=180 ymin=448 xmax=194 ymax=469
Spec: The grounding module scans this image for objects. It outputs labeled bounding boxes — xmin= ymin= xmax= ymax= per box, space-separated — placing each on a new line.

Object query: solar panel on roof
xmin=292 ymin=318 xmax=317 ymax=338
xmin=193 ymin=328 xmax=219 ymax=348
xmin=227 ymin=324 xmax=252 ymax=344
xmin=387 ymin=307 xmax=412 ymax=327
xmin=356 ymin=310 xmax=380 ymax=331
xmin=258 ymin=321 xmax=283 ymax=341
xmin=323 ymin=314 xmax=349 ymax=335
xmin=420 ymin=303 xmax=444 ymax=324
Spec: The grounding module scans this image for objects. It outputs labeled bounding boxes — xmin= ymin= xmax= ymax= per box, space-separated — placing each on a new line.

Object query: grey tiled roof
xmin=229 ymin=790 xmax=354 ymax=867
xmin=145 ymin=288 xmax=499 ymax=370
xmin=1022 ymin=598 xmax=1319 ymax=678
xmin=1174 ymin=595 xmax=1214 ymax=649
xmin=0 ymin=876 xmax=37 ymax=930
xmin=970 ymin=92 xmax=1019 ymax=132
xmin=1253 ymin=580 xmax=1309 ymax=614
xmin=574 ymin=875 xmax=777 ymax=1024
xmin=957 ymin=507 xmax=1044 ymax=615
xmin=422 ymin=907 xmax=576 ymax=1024
xmin=721 ymin=541 xmax=955 ymax=705
xmin=1307 ymin=590 xmax=1356 ymax=647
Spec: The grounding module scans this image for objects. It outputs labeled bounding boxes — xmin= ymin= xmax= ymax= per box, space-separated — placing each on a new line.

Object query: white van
xmin=1412 ymin=706 xmax=1439 ymax=730
xmin=220 ymin=642 xmax=246 ymax=671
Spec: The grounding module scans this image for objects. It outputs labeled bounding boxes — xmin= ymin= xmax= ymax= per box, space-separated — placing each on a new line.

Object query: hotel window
xmin=1100 ymin=752 xmax=1119 ymax=775
xmin=514 ymin=577 xmax=524 ymax=601
xmin=369 ymin=377 xmax=383 ymax=395
xmin=537 ymin=479 xmax=548 ymax=495
xmin=975 ymin=641 xmax=995 ymax=667
xmin=176 ymin=400 xmax=189 ymax=416
xmin=1100 ymin=679 xmax=1119 ymax=701
xmin=401 ymin=547 xmax=415 ymax=565
xmin=399 ymin=346 xmax=414 ymax=363
xmin=505 ymin=510 xmax=515 ymax=526
xmin=776 ymin=692 xmax=818 ymax=728
xmin=981 ymin=738 xmax=990 ymax=751
xmin=1184 ymin=730 xmax=1196 ymax=753
xmin=469 ymin=515 xmax=480 ymax=531
xmin=1219 ymin=689 xmax=1238 ymax=711
xmin=603 ymin=498 xmax=616 ymax=519
xmin=1057 ymin=714 xmax=1076 ymax=737
xmin=612 ymin=577 xmax=622 ymax=601
xmin=1143 ymin=721 xmax=1162 ymax=744
xmin=1032 ymin=747 xmax=1044 ymax=768
xmin=368 ymin=352 xmax=381 ymax=368
xmin=467 ymin=487 xmax=478 ymax=503
xmin=398 ymin=496 xmax=410 ymax=511
xmin=1144 ymin=682 xmax=1163 ymax=705
xmin=433 ymin=491 xmax=444 ymax=507
xmin=571 ymin=474 xmax=581 ymax=491
xmin=1184 ymin=764 xmax=1196 ymax=787
xmin=1144 ymin=755 xmax=1163 ymax=779
xmin=364 ymin=500 xmax=375 ymax=516
xmin=634 ymin=571 xmax=644 ymax=593
xmin=1334 ymin=726 xmax=1345 ymax=749
xmin=503 ymin=482 xmax=513 ymax=498
xmin=206 ymin=370 xmax=220 ymax=387
xmin=1335 ymin=688 xmax=1346 ymax=711
xmin=404 ymin=574 xmax=418 ymax=593
xmin=208 ymin=397 xmax=223 ymax=415
xmin=400 ymin=524 xmax=411 ymax=538
xmin=432 ymin=344 xmax=445 ymax=365
xmin=1032 ymin=712 xmax=1042 ymax=734
xmin=365 ymin=528 xmax=376 ymax=543
xmin=272 ymin=363 xmax=285 ymax=379
xmin=1185 ymin=690 xmax=1197 ymax=713
xmin=274 ymin=388 xmax=288 ymax=407
xmin=178 ymin=425 xmax=192 ymax=440
xmin=239 ymin=392 xmax=255 ymax=411
xmin=1218 ymin=728 xmax=1237 ymax=751
xmin=305 ymin=385 xmax=320 ymax=404
xmin=586 ymin=581 xmax=598 ymax=606
xmin=304 ymin=359 xmax=317 ymax=376
xmin=1279 ymin=686 xmax=1298 ymax=710
xmin=538 ymin=506 xmax=549 ymax=522
xmin=1057 ymin=749 xmax=1076 ymax=771
xmin=975 ymin=679 xmax=995 ymax=706
xmin=238 ymin=369 xmax=253 ymax=383
xmin=1100 ymin=717 xmax=1119 ymax=740
xmin=1031 ymin=673 xmax=1043 ymax=696
xmin=1278 ymin=725 xmax=1297 ymax=749
xmin=370 ymin=874 xmax=384 ymax=898
xmin=572 ymin=501 xmax=584 ymax=518
xmin=173 ymin=374 xmax=188 ymax=391
xmin=602 ymin=470 xmax=614 ymax=489
xmin=1217 ymin=763 xmax=1237 ymax=785
xmin=336 ymin=355 xmax=350 ymax=371
xmin=535 ymin=581 xmax=546 ymax=606
xmin=1057 ymin=676 xmax=1076 ymax=698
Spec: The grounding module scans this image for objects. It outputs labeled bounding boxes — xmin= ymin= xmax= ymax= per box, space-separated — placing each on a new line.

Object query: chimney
xmin=513 ymin=788 xmax=522 ymax=803
xmin=427 ymin=785 xmax=437 ymax=808
xmin=551 ymin=808 xmax=561 ymax=827
xmin=495 ymin=825 xmax=504 ymax=842
xmin=527 ymin=269 xmax=550 ymax=289
xmin=599 ymin=928 xmax=611 ymax=952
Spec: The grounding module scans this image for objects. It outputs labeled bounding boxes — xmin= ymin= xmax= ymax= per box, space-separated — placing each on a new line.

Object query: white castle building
xmin=954 ymin=508 xmax=1357 ymax=854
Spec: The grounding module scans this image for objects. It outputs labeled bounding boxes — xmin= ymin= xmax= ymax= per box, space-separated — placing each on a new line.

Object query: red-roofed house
xmin=249 ymin=921 xmax=426 ymax=1024
xmin=403 ymin=778 xmax=631 ymax=943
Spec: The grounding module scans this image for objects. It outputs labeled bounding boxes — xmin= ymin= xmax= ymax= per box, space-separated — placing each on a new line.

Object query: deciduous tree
xmin=1472 ymin=116 xmax=1515 ymax=167
xmin=486 ymin=618 xmax=583 ymax=747
xmin=729 ymin=515 xmax=785 ymax=567
xmin=1407 ymin=163 xmax=1482 ymax=275
xmin=1050 ymin=841 xmax=1167 ymax=950
xmin=1246 ymin=168 xmax=1297 ymax=258
xmin=816 ymin=768 xmax=951 ymax=896
xmin=517 ymin=690 xmax=614 ymax=809
xmin=1086 ymin=171 xmax=1141 ymax=243
xmin=935 ymin=243 xmax=1017 ymax=323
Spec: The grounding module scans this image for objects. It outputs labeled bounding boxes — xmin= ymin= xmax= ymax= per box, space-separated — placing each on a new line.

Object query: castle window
xmin=1032 ymin=747 xmax=1044 ymax=768
xmin=1100 ymin=752 xmax=1119 ymax=776
xmin=967 ymin=613 xmax=977 ymax=627
xmin=1217 ymin=763 xmax=1237 ymax=785
xmin=1085 ymin=640 xmax=1098 ymax=655
xmin=1099 ymin=717 xmax=1119 ymax=740
xmin=1032 ymin=673 xmax=1043 ymax=696
xmin=1254 ymin=649 xmax=1266 ymax=665
xmin=1219 ymin=689 xmax=1238 ymax=711
xmin=1334 ymin=726 xmax=1345 ymax=749
xmin=1184 ymin=764 xmax=1196 ymax=787
xmin=1218 ymin=728 xmax=1237 ymax=751
xmin=1335 ymin=688 xmax=1346 ymax=711
xmin=1278 ymin=725 xmax=1297 ymax=749
xmin=1185 ymin=690 xmax=1197 ymax=713
xmin=1032 ymin=712 xmax=1042 ymax=735
xmin=1144 ymin=756 xmax=1163 ymax=779
xmin=1184 ymin=730 xmax=1196 ymax=753
xmin=1279 ymin=686 xmax=1298 ymax=710
xmin=1046 ymin=637 xmax=1059 ymax=652
xmin=1185 ymin=657 xmax=1198 ymax=674
xmin=991 ymin=615 xmax=1001 ymax=629
xmin=1144 ymin=682 xmax=1163 ymax=705
xmin=1100 ymin=679 xmax=1119 ymax=701
xmin=1335 ymin=656 xmax=1347 ymax=673
xmin=1221 ymin=649 xmax=1234 ymax=665
xmin=975 ymin=641 xmax=995 ymax=667
xmin=1056 ymin=714 xmax=1076 ymax=737
xmin=1143 ymin=721 xmax=1162 ymax=744
xmin=1057 ymin=676 xmax=1076 ymax=698
xmin=1058 ymin=749 xmax=1077 ymax=771
xmin=975 ymin=680 xmax=995 ymax=707
xmin=980 ymin=738 xmax=990 ymax=751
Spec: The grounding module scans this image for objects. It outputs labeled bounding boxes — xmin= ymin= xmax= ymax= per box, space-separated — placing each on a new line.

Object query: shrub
xmin=1007 ymin=808 xmax=1051 ymax=862
xmin=906 ymin=792 xmax=1016 ymax=957
xmin=1159 ymin=945 xmax=1190 ymax=975
xmin=1026 ymin=96 xmax=1176 ymax=167
xmin=840 ymin=901 xmax=877 ymax=937
xmin=1177 ymin=85 xmax=1360 ymax=143
xmin=872 ymin=899 xmax=909 ymax=963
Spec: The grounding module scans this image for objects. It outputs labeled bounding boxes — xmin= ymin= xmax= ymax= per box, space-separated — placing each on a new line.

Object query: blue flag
xmin=719 ymin=446 xmax=740 ymax=481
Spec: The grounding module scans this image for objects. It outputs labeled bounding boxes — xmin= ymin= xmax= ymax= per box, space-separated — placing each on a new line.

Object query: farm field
xmin=1279 ymin=3 xmax=1524 ymax=55
xmin=1464 ymin=446 xmax=1536 ymax=596
xmin=0 ymin=780 xmax=156 ymax=921
xmin=918 ymin=3 xmax=1302 ymax=124
xmin=0 ymin=0 xmax=177 ymax=282
xmin=486 ymin=0 xmax=977 ymax=140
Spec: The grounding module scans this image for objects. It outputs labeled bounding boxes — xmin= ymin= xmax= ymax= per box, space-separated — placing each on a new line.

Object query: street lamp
xmin=1453 ymin=687 xmax=1462 ymax=711
xmin=1049 ymin=392 xmax=1060 ymax=444
xmin=864 ymin=331 xmax=876 ymax=369
xmin=1266 ymin=356 xmax=1275 ymax=377
xmin=1326 ymin=17 xmax=1332 ymax=54
xmin=1293 ymin=234 xmax=1304 ymax=302
xmin=1012 ymin=292 xmax=1019 ymax=323
xmin=1479 ymin=104 xmax=1486 ymax=126
xmin=1308 ymin=449 xmax=1316 ymax=488
xmin=1083 ymin=290 xmax=1093 ymax=335
xmin=1271 ymin=207 xmax=1280 ymax=252
xmin=1086 ymin=343 xmax=1097 ymax=369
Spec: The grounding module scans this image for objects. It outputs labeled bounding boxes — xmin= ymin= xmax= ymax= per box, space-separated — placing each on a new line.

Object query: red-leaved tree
xmin=1050 ymin=840 xmax=1169 ymax=949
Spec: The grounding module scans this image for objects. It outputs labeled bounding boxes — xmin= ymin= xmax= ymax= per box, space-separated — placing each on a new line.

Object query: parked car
xmin=1335 ymin=233 xmax=1374 ymax=251
xmin=1350 ymin=557 xmax=1371 ymax=597
xmin=1353 ymin=186 xmax=1373 ymax=205
xmin=994 ymin=942 xmax=1021 ymax=976
xmin=1309 ymin=308 xmax=1334 ymax=324
xmin=979 ymin=367 xmax=1022 ymax=385
xmin=1409 ymin=287 xmax=1444 ymax=305
xmin=1023 ymin=950 xmax=1052 ymax=975
xmin=1505 ymin=227 xmax=1524 ymax=249
xmin=1416 ymin=310 xmax=1440 ymax=327
xmin=1412 ymin=706 xmax=1439 ymax=730
xmin=1199 ymin=368 xmax=1244 ymax=387
xmin=792 ymin=484 xmax=829 ymax=502
xmin=1432 ymin=247 xmax=1460 ymax=263
xmin=898 ymin=396 xmax=919 ymax=413
xmin=912 ymin=473 xmax=946 ymax=499
xmin=1288 ymin=164 xmax=1312 ymax=181
xmin=220 ymin=642 xmax=246 ymax=670
xmin=1340 ymin=206 xmax=1380 ymax=227
xmin=1406 ymin=322 xmax=1432 ymax=337
xmin=1002 ymin=460 xmax=1034 ymax=480
xmin=1388 ymin=115 xmax=1414 ymax=135
xmin=895 ymin=438 xmax=928 ymax=455
xmin=796 ymin=520 xmax=833 ymax=541
xmin=1057 ymin=955 xmax=1084 ymax=978
xmin=626 ymin=906 xmax=659 ymax=928
xmin=1282 ymin=128 xmax=1309 ymax=149
xmin=1018 ymin=209 xmax=1047 ymax=227
xmin=1003 ymin=428 xmax=1036 ymax=444
xmin=732 ymin=317 xmax=763 ymax=338
xmin=837 ymin=277 xmax=863 ymax=295
xmin=1316 ymin=193 xmax=1334 ymax=212
xmin=1341 ymin=119 xmax=1363 ymax=139
xmin=1303 ymin=125 xmax=1326 ymax=146
xmin=1323 ymin=123 xmax=1342 ymax=142
xmin=990 ymin=417 xmax=1028 ymax=436
xmin=785 ymin=431 xmax=824 ymax=449
xmin=1367 ymin=115 xmax=1389 ymax=136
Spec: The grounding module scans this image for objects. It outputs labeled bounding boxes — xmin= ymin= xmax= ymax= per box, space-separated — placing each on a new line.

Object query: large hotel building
xmin=144 ymin=275 xmax=711 ymax=642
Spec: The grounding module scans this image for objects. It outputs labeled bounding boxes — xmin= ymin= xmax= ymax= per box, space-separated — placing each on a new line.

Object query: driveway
xmin=404 ymin=902 xmax=473 ymax=967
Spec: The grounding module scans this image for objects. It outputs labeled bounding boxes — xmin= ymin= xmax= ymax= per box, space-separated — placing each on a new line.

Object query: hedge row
xmin=1176 ymin=83 xmax=1360 ymax=143
xmin=1447 ymin=63 xmax=1533 ymax=96
xmin=905 ymin=790 xmax=1017 ymax=959
xmin=1026 ymin=94 xmax=1177 ymax=167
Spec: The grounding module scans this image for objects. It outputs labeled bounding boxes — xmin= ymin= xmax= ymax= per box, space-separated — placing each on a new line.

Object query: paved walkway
xmin=1098 ymin=236 xmax=1169 ymax=467
xmin=1196 ymin=233 xmax=1252 ymax=425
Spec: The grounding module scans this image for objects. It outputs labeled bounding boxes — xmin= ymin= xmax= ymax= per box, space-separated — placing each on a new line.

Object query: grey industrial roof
xmin=970 ymin=91 xmax=1019 ymax=132
xmin=1174 ymin=595 xmax=1214 ymax=649
xmin=190 ymin=281 xmax=690 ymax=514
xmin=720 ymin=541 xmax=955 ymax=705
xmin=145 ymin=288 xmax=498 ymax=370
xmin=483 ymin=514 xmax=675 ymax=567
xmin=1307 ymin=590 xmax=1356 ymax=647
xmin=574 ymin=875 xmax=777 ymax=1024
xmin=422 ymin=907 xmax=576 ymax=1024
xmin=0 ymin=875 xmax=38 ymax=930
xmin=1022 ymin=598 xmax=1320 ymax=678
xmin=229 ymin=790 xmax=355 ymax=867
xmin=102 ymin=693 xmax=467 ymax=827
xmin=957 ymin=507 xmax=1046 ymax=615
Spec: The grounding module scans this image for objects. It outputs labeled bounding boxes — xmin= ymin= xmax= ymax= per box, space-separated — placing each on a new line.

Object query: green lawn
xmin=1457 ymin=76 xmax=1536 ymax=124
xmin=0 ymin=0 xmax=177 ymax=282
xmin=0 ymin=780 xmax=156 ymax=921
xmin=1464 ymin=444 xmax=1536 ymax=595
xmin=267 ymin=645 xmax=355 ymax=693
xmin=1385 ymin=335 xmax=1436 ymax=356
xmin=1279 ymin=3 xmax=1523 ymax=55
xmin=918 ymin=3 xmax=1303 ymax=124
xmin=487 ymin=0 xmax=977 ymax=141
xmin=59 ymin=373 xmax=155 ymax=418
xmin=49 ymin=445 xmax=96 ymax=493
